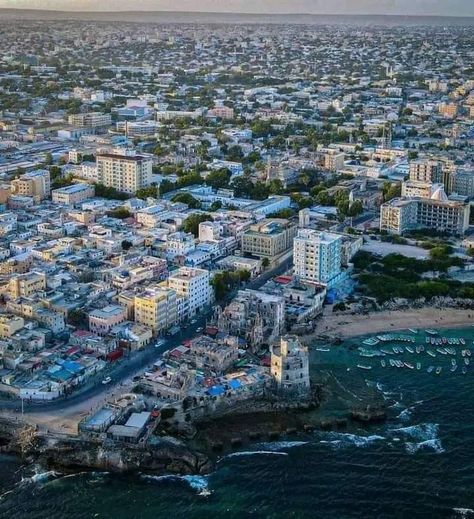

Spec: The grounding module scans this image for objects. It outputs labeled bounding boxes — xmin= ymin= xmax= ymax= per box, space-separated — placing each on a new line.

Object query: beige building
xmin=8 ymin=272 xmax=47 ymax=299
xmin=11 ymin=169 xmax=50 ymax=202
xmin=68 ymin=112 xmax=112 ymax=128
xmin=0 ymin=314 xmax=25 ymax=338
xmin=324 ymin=150 xmax=345 ymax=172
xmin=96 ymin=152 xmax=152 ymax=194
xmin=409 ymin=160 xmax=442 ymax=183
xmin=271 ymin=335 xmax=310 ymax=393
xmin=134 ymin=287 xmax=177 ymax=335
xmin=241 ymin=219 xmax=297 ymax=259
xmin=380 ymin=187 xmax=469 ymax=235
xmin=52 ymin=183 xmax=95 ymax=205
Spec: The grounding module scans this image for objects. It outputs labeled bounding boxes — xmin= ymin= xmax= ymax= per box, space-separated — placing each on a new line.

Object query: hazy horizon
xmin=1 ymin=0 xmax=473 ymax=17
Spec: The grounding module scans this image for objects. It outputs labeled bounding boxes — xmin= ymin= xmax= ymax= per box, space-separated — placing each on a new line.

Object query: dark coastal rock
xmin=36 ymin=438 xmax=212 ymax=476
xmin=350 ymin=408 xmax=387 ymax=424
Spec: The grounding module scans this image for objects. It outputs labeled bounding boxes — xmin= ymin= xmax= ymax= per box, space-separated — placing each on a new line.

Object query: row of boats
xmin=357 ymin=358 xmax=468 ymax=374
xmin=426 ymin=336 xmax=466 ymax=346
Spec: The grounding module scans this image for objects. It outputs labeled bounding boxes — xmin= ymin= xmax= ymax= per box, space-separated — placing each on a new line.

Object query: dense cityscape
xmin=0 ymin=10 xmax=473 ymax=518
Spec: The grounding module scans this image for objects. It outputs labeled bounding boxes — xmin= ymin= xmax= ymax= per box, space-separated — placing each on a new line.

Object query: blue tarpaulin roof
xmin=228 ymin=379 xmax=242 ymax=389
xmin=207 ymin=385 xmax=225 ymax=396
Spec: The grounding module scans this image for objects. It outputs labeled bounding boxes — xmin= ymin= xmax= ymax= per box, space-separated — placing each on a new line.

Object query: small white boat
xmin=404 ymin=362 xmax=414 ymax=369
xmin=462 ymin=366 xmax=467 ymax=374
xmin=406 ymin=346 xmax=415 ymax=354
xmin=381 ymin=360 xmax=386 ymax=367
xmin=416 ymin=362 xmax=421 ymax=370
xmin=436 ymin=366 xmax=442 ymax=375
xmin=427 ymin=350 xmax=437 ymax=357
xmin=315 ymin=347 xmax=330 ymax=352
xmin=427 ymin=366 xmax=434 ymax=373
xmin=426 ymin=329 xmax=438 ymax=336
xmin=408 ymin=328 xmax=418 ymax=334
xmin=357 ymin=364 xmax=372 ymax=370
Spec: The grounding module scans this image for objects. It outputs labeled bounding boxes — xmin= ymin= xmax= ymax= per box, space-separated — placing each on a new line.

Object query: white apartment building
xmin=52 ymin=183 xmax=95 ymax=205
xmin=96 ymin=151 xmax=152 ymax=194
xmin=293 ymin=229 xmax=343 ymax=287
xmin=198 ymin=221 xmax=222 ymax=242
xmin=168 ymin=267 xmax=213 ymax=317
xmin=165 ymin=232 xmax=195 ymax=259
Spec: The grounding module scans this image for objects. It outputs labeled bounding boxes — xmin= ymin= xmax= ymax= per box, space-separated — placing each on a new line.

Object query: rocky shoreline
xmin=0 ymin=371 xmax=387 ymax=477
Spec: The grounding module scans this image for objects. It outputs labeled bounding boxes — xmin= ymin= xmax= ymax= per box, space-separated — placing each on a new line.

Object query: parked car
xmin=102 ymin=376 xmax=112 ymax=385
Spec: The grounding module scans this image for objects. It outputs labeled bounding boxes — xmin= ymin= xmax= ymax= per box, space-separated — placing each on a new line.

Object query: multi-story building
xmin=7 ymin=272 xmax=47 ymax=299
xmin=380 ymin=187 xmax=470 ymax=235
xmin=165 ymin=232 xmax=195 ymax=259
xmin=167 ymin=267 xmax=213 ymax=317
xmin=52 ymin=183 xmax=95 ymax=205
xmin=68 ymin=112 xmax=112 ymax=128
xmin=0 ymin=314 xmax=25 ymax=338
xmin=96 ymin=151 xmax=152 ymax=194
xmin=134 ymin=287 xmax=177 ymax=335
xmin=293 ymin=229 xmax=343 ymax=287
xmin=402 ymin=181 xmax=443 ymax=199
xmin=11 ymin=169 xmax=50 ymax=202
xmin=89 ymin=305 xmax=127 ymax=336
xmin=323 ymin=150 xmax=345 ymax=172
xmin=241 ymin=219 xmax=297 ymax=260
xmin=409 ymin=160 xmax=443 ymax=183
xmin=271 ymin=335 xmax=310 ymax=393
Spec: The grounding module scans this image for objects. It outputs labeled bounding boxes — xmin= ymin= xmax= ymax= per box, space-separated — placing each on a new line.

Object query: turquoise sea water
xmin=1 ymin=327 xmax=474 ymax=519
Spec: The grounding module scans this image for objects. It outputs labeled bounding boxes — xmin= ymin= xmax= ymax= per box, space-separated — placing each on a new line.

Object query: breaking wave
xmin=141 ymin=474 xmax=211 ymax=496
xmin=319 ymin=432 xmax=385 ymax=449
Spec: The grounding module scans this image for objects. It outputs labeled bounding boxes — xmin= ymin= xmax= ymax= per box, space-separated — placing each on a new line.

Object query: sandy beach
xmin=303 ymin=307 xmax=474 ymax=341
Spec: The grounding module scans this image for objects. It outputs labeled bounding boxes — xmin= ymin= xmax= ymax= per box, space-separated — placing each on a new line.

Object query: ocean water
xmin=1 ymin=328 xmax=474 ymax=519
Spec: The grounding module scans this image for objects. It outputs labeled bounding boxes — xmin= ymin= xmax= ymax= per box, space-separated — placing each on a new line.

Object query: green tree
xmin=205 ymin=169 xmax=232 ymax=190
xmin=182 ymin=213 xmax=211 ymax=237
xmin=171 ymin=193 xmax=202 ymax=209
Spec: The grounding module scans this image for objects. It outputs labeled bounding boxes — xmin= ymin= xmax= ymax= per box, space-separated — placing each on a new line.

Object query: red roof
xmin=274 ymin=275 xmax=292 ymax=284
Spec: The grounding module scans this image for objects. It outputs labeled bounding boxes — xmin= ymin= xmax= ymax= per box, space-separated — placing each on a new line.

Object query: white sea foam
xmin=254 ymin=441 xmax=309 ymax=452
xmin=405 ymin=439 xmax=445 ymax=454
xmin=397 ymin=408 xmax=412 ymax=422
xmin=453 ymin=508 xmax=474 ymax=517
xmin=390 ymin=423 xmax=444 ymax=455
xmin=21 ymin=470 xmax=60 ymax=486
xmin=319 ymin=433 xmax=385 ymax=449
xmin=142 ymin=474 xmax=211 ymax=496
xmin=223 ymin=450 xmax=289 ymax=459
xmin=392 ymin=423 xmax=439 ymax=442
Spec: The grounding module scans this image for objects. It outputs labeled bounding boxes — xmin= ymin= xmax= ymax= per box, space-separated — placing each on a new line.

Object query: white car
xmin=155 ymin=339 xmax=166 ymax=348
xmin=102 ymin=376 xmax=112 ymax=385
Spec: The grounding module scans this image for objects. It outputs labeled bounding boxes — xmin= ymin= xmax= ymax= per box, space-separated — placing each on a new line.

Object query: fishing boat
xmin=425 ymin=337 xmax=430 ymax=344
xmin=406 ymin=346 xmax=415 ymax=354
xmin=467 ymin=350 xmax=472 ymax=357
xmin=389 ymin=359 xmax=396 ymax=367
xmin=460 ymin=338 xmax=466 ymax=345
xmin=426 ymin=329 xmax=438 ymax=336
xmin=408 ymin=328 xmax=418 ymax=334
xmin=462 ymin=366 xmax=467 ymax=374
xmin=437 ymin=348 xmax=448 ymax=355
xmin=465 ymin=358 xmax=470 ymax=366
xmin=436 ymin=366 xmax=442 ymax=375
xmin=316 ymin=347 xmax=330 ymax=352
xmin=416 ymin=362 xmax=421 ymax=370
xmin=451 ymin=359 xmax=457 ymax=366
xmin=450 ymin=364 xmax=458 ymax=372
xmin=357 ymin=364 xmax=372 ymax=370
xmin=420 ymin=345 xmax=425 ymax=352
xmin=427 ymin=350 xmax=437 ymax=357
xmin=404 ymin=362 xmax=414 ymax=369
xmin=427 ymin=366 xmax=434 ymax=373
xmin=381 ymin=360 xmax=386 ymax=368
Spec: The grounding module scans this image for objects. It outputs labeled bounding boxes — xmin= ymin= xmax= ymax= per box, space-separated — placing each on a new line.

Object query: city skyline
xmin=1 ymin=0 xmax=473 ymax=16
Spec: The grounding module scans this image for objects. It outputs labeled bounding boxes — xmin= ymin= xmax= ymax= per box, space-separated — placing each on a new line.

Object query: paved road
xmin=0 ymin=254 xmax=293 ymax=415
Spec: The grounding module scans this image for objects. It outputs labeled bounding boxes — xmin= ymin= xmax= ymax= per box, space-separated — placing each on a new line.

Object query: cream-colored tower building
xmin=271 ymin=335 xmax=310 ymax=393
